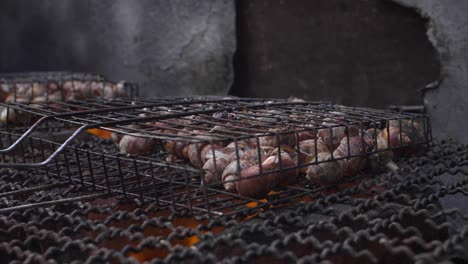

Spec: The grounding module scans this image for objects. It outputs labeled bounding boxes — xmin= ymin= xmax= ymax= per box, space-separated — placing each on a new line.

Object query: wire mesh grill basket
xmin=0 ymin=97 xmax=431 ymax=216
xmin=0 ymin=71 xmax=138 ymax=128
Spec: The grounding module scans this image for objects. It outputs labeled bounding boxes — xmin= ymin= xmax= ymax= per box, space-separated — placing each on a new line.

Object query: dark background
xmin=231 ymin=0 xmax=441 ymax=108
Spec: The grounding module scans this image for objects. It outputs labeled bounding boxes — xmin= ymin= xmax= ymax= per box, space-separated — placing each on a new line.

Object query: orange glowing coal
xmin=128 ymin=248 xmax=169 ymax=262
xmin=86 ymin=128 xmax=112 ymax=139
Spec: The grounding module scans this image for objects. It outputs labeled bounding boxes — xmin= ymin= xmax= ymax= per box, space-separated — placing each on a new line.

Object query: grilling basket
xmin=0 ymin=75 xmax=431 ymax=217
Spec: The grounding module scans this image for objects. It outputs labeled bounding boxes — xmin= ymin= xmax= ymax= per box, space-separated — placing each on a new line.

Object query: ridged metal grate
xmin=0 ymin=136 xmax=466 ymax=263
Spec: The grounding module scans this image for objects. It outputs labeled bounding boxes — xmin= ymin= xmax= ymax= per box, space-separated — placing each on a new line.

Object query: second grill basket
xmin=0 ymin=71 xmax=138 ymax=129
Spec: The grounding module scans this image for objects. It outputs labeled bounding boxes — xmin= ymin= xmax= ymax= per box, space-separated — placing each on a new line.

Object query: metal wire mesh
xmin=0 ymin=131 xmax=332 ymax=217
xmin=0 ymin=71 xmax=138 ymax=129
xmin=0 ymin=97 xmax=431 ymax=207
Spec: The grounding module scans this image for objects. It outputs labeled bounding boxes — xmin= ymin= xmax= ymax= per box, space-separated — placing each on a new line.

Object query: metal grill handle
xmin=0 ymin=125 xmax=87 ymax=168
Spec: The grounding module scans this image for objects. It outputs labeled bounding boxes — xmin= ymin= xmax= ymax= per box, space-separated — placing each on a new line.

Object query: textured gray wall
xmin=392 ymin=0 xmax=468 ymax=143
xmin=0 ymin=0 xmax=235 ymax=97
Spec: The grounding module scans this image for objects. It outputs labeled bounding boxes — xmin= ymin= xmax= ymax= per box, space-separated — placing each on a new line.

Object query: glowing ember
xmin=173 ymin=235 xmax=201 ymax=247
xmin=267 ymin=190 xmax=280 ymax=196
xmin=86 ymin=128 xmax=112 ymax=139
xmin=245 ymin=202 xmax=259 ymax=208
xmin=244 ymin=190 xmax=283 ymax=208
xmin=128 ymin=248 xmax=170 ymax=262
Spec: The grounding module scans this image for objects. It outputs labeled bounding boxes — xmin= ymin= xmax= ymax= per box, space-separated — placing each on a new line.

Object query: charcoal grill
xmin=1 ymin=97 xmax=467 ymax=263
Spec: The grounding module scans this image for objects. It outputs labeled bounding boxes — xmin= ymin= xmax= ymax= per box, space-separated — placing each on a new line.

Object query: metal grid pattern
xmin=0 ymin=131 xmax=328 ymax=217
xmin=0 ymin=97 xmax=430 ymax=195
xmin=0 ymin=138 xmax=467 ymax=263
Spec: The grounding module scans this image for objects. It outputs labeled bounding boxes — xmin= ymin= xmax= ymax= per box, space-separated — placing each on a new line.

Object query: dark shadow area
xmin=230 ymin=0 xmax=441 ymax=108
xmin=0 ymin=1 xmax=91 ymax=72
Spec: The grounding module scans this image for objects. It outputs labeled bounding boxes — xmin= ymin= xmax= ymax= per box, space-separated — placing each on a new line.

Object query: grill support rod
xmin=0 ymin=192 xmax=109 ymax=214
xmin=0 ymin=182 xmax=68 ymax=198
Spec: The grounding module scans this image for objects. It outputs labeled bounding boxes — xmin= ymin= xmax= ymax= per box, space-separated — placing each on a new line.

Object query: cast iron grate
xmin=0 ymin=137 xmax=467 ymax=263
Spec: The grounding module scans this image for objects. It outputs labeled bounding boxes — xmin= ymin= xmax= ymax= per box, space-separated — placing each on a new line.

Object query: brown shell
xmin=187 ymin=133 xmax=220 ymax=167
xmin=262 ymin=151 xmax=298 ymax=186
xmin=241 ymin=147 xmax=274 ymax=163
xmin=225 ymin=140 xmax=255 ymax=151
xmin=318 ymin=119 xmax=360 ymax=151
xmin=236 ymin=165 xmax=278 ymax=198
xmin=306 ymin=152 xmax=343 ymax=185
xmin=163 ymin=140 xmax=176 ymax=155
xmin=259 ymin=128 xmax=297 ymax=147
xmin=294 ymin=123 xmax=317 ymax=141
xmin=269 ymin=145 xmax=297 ymax=158
xmin=188 ymin=143 xmax=223 ymax=168
xmin=389 ymin=119 xmax=424 ymax=139
xmin=202 ymin=149 xmax=234 ymax=184
xmin=388 ymin=119 xmax=425 ymax=155
xmin=362 ymin=128 xmax=381 ymax=150
xmin=377 ymin=127 xmax=411 ymax=149
xmin=111 ymin=124 xmax=142 ymax=146
xmin=333 ymin=136 xmax=369 ymax=177
xmin=222 ymin=159 xmax=257 ymax=191
xmin=111 ymin=132 xmax=123 ymax=145
xmin=334 ymin=136 xmax=369 ymax=158
xmin=119 ymin=135 xmax=157 ymax=155
xmin=364 ymin=129 xmax=398 ymax=170
xmin=32 ymin=83 xmax=47 ymax=98
xmin=298 ymin=139 xmax=330 ymax=164
xmin=318 ymin=127 xmax=346 ymax=150
xmin=153 ymin=121 xmax=171 ymax=131
xmin=202 ymin=143 xmax=224 ymax=161
xmin=229 ymin=150 xmax=298 ymax=197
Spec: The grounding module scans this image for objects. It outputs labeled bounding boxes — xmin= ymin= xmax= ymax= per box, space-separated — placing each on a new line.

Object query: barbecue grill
xmin=0 ymin=88 xmax=467 ymax=262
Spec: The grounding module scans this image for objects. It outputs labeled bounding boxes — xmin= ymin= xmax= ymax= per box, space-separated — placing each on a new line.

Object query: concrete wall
xmin=231 ymin=0 xmax=441 ymax=109
xmin=392 ymin=0 xmax=468 ymax=143
xmin=0 ymin=0 xmax=235 ymax=97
